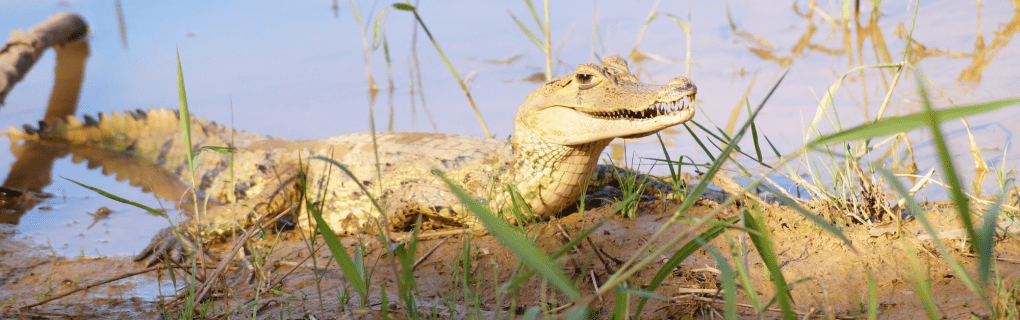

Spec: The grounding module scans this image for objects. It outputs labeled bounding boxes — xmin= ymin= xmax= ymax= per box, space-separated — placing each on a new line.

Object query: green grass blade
xmin=746 ymin=98 xmax=763 ymax=161
xmin=303 ymin=158 xmax=387 ymax=302
xmin=807 ymin=97 xmax=1020 ymax=148
xmin=697 ymin=237 xmax=737 ymax=319
xmin=521 ymin=307 xmax=540 ymax=320
xmin=614 ymin=287 xmax=664 ymax=301
xmin=633 ymin=217 xmax=737 ymax=315
xmin=195 ymin=146 xmax=233 ymax=155
xmin=655 ymin=133 xmax=679 ymax=184
xmin=613 ymin=286 xmax=628 ymax=320
xmin=876 ymin=168 xmax=980 ymax=294
xmin=903 ymin=242 xmax=940 ymax=319
xmin=677 ymin=70 xmax=788 ymax=214
xmin=353 ymin=244 xmax=366 ymax=288
xmin=348 ymin=0 xmax=366 ymax=26
xmin=733 ymin=237 xmax=762 ymax=311
xmin=508 ymin=10 xmax=544 ymax=49
xmin=391 ymin=3 xmax=413 ymax=11
xmin=307 ymin=194 xmax=369 ymax=299
xmin=393 ymin=3 xmax=491 ymax=138
xmin=175 ymin=50 xmax=194 ymax=173
xmin=978 ymin=189 xmax=1007 ymax=286
xmin=663 ymin=13 xmax=692 ymax=76
xmin=916 ymin=79 xmax=978 ymax=257
xmin=600 ymin=72 xmax=786 ymax=305
xmin=867 ymin=270 xmax=878 ymax=320
xmin=760 ymin=184 xmax=854 ymax=248
xmin=503 ymin=215 xmax=610 ymax=294
xmin=396 ymin=217 xmax=421 ymax=315
xmin=642 ymin=157 xmax=701 ymax=169
xmin=683 ymin=123 xmax=716 ymax=163
xmin=763 ymin=131 xmax=782 ymax=159
xmin=313 ymin=156 xmax=387 ymax=215
xmin=565 ymin=305 xmax=593 ymax=320
xmin=522 ymin=0 xmax=542 ymax=32
xmin=63 ymin=177 xmax=168 ymax=219
xmin=432 ymin=169 xmax=582 ymax=300
xmin=689 ymin=120 xmax=728 ymax=146
xmin=665 ymin=13 xmax=690 ymax=34
xmin=744 ymin=210 xmax=795 ymax=319
xmin=371 ymin=8 xmax=391 ymax=50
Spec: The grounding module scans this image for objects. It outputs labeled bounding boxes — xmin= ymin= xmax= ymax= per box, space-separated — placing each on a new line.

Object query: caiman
xmin=5 ymin=55 xmax=697 ymax=261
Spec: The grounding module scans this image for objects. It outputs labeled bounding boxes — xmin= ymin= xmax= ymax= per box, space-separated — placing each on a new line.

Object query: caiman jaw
xmin=581 ymin=95 xmax=693 ymax=121
xmin=573 ymin=92 xmax=696 ymax=140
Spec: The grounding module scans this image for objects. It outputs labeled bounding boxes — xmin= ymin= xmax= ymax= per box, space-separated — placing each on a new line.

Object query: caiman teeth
xmin=584 ymin=95 xmax=692 ymax=120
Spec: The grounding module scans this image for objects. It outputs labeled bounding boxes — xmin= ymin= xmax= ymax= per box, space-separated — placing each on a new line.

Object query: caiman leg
xmin=134 ymin=165 xmax=303 ymax=266
xmin=385 ymin=182 xmax=472 ymax=231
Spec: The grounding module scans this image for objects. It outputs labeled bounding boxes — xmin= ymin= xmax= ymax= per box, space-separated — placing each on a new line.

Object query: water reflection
xmin=731 ymin=1 xmax=1020 ymax=86
xmin=1 ymin=139 xmax=189 ymax=225
xmin=0 ymin=14 xmax=186 ymax=227
xmin=0 ymin=141 xmax=61 ymax=225
xmin=718 ymin=0 xmax=1020 ymax=202
xmin=727 ymin=1 xmax=1019 ymax=131
xmin=954 ymin=1 xmax=1020 ymax=82
xmin=1 ymin=16 xmax=91 ymax=225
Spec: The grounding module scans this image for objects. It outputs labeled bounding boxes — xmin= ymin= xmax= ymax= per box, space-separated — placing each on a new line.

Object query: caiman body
xmin=6 ymin=55 xmax=696 ymax=253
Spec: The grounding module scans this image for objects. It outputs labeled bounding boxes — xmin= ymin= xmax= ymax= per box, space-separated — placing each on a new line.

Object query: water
xmin=1 ymin=0 xmax=1018 ymax=261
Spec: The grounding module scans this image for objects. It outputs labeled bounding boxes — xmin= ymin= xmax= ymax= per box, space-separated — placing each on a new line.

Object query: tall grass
xmin=392 ymin=2 xmax=491 ymax=138
xmin=508 ymin=0 xmax=552 ymax=80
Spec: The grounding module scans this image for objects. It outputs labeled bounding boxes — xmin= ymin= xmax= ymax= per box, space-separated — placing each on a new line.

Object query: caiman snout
xmin=668 ymin=76 xmax=692 ymax=87
xmin=664 ymin=76 xmax=697 ymax=100
xmin=660 ymin=76 xmax=701 ymax=103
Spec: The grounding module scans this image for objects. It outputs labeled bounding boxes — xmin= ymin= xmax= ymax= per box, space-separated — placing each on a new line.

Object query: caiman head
xmin=515 ymin=54 xmax=696 ymax=145
xmin=500 ymin=55 xmax=696 ymax=219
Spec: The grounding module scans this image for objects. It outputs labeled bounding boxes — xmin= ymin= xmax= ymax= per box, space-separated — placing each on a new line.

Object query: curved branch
xmin=0 ymin=12 xmax=88 ymax=108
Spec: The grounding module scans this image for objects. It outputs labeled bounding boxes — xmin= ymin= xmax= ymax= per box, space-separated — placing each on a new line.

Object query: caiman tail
xmin=6 ymin=108 xmax=300 ymax=241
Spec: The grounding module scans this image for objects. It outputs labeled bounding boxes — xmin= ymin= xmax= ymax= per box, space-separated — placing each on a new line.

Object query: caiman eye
xmin=576 ymin=73 xmax=593 ymax=84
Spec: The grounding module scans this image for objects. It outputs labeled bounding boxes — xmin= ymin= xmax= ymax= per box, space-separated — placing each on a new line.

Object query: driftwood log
xmin=0 ymin=12 xmax=89 ymax=121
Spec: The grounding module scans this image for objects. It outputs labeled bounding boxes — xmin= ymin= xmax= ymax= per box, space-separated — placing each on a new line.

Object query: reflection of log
xmin=46 ymin=35 xmax=89 ymax=122
xmin=0 ymin=13 xmax=90 ymax=224
xmin=0 ymin=12 xmax=88 ymax=108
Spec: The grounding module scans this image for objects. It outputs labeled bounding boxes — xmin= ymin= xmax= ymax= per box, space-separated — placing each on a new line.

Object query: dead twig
xmin=553 ymin=221 xmax=586 ymax=272
xmin=412 ymin=238 xmax=446 ymax=270
xmin=166 ymin=206 xmax=294 ymax=308
xmin=394 ymin=225 xmax=487 ymax=241
xmin=676 ymin=287 xmax=724 ymax=295
xmin=272 ymin=241 xmax=327 ymax=282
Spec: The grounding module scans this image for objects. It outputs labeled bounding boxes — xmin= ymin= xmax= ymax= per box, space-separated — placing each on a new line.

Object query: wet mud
xmin=3 ymin=198 xmax=1016 ymax=319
